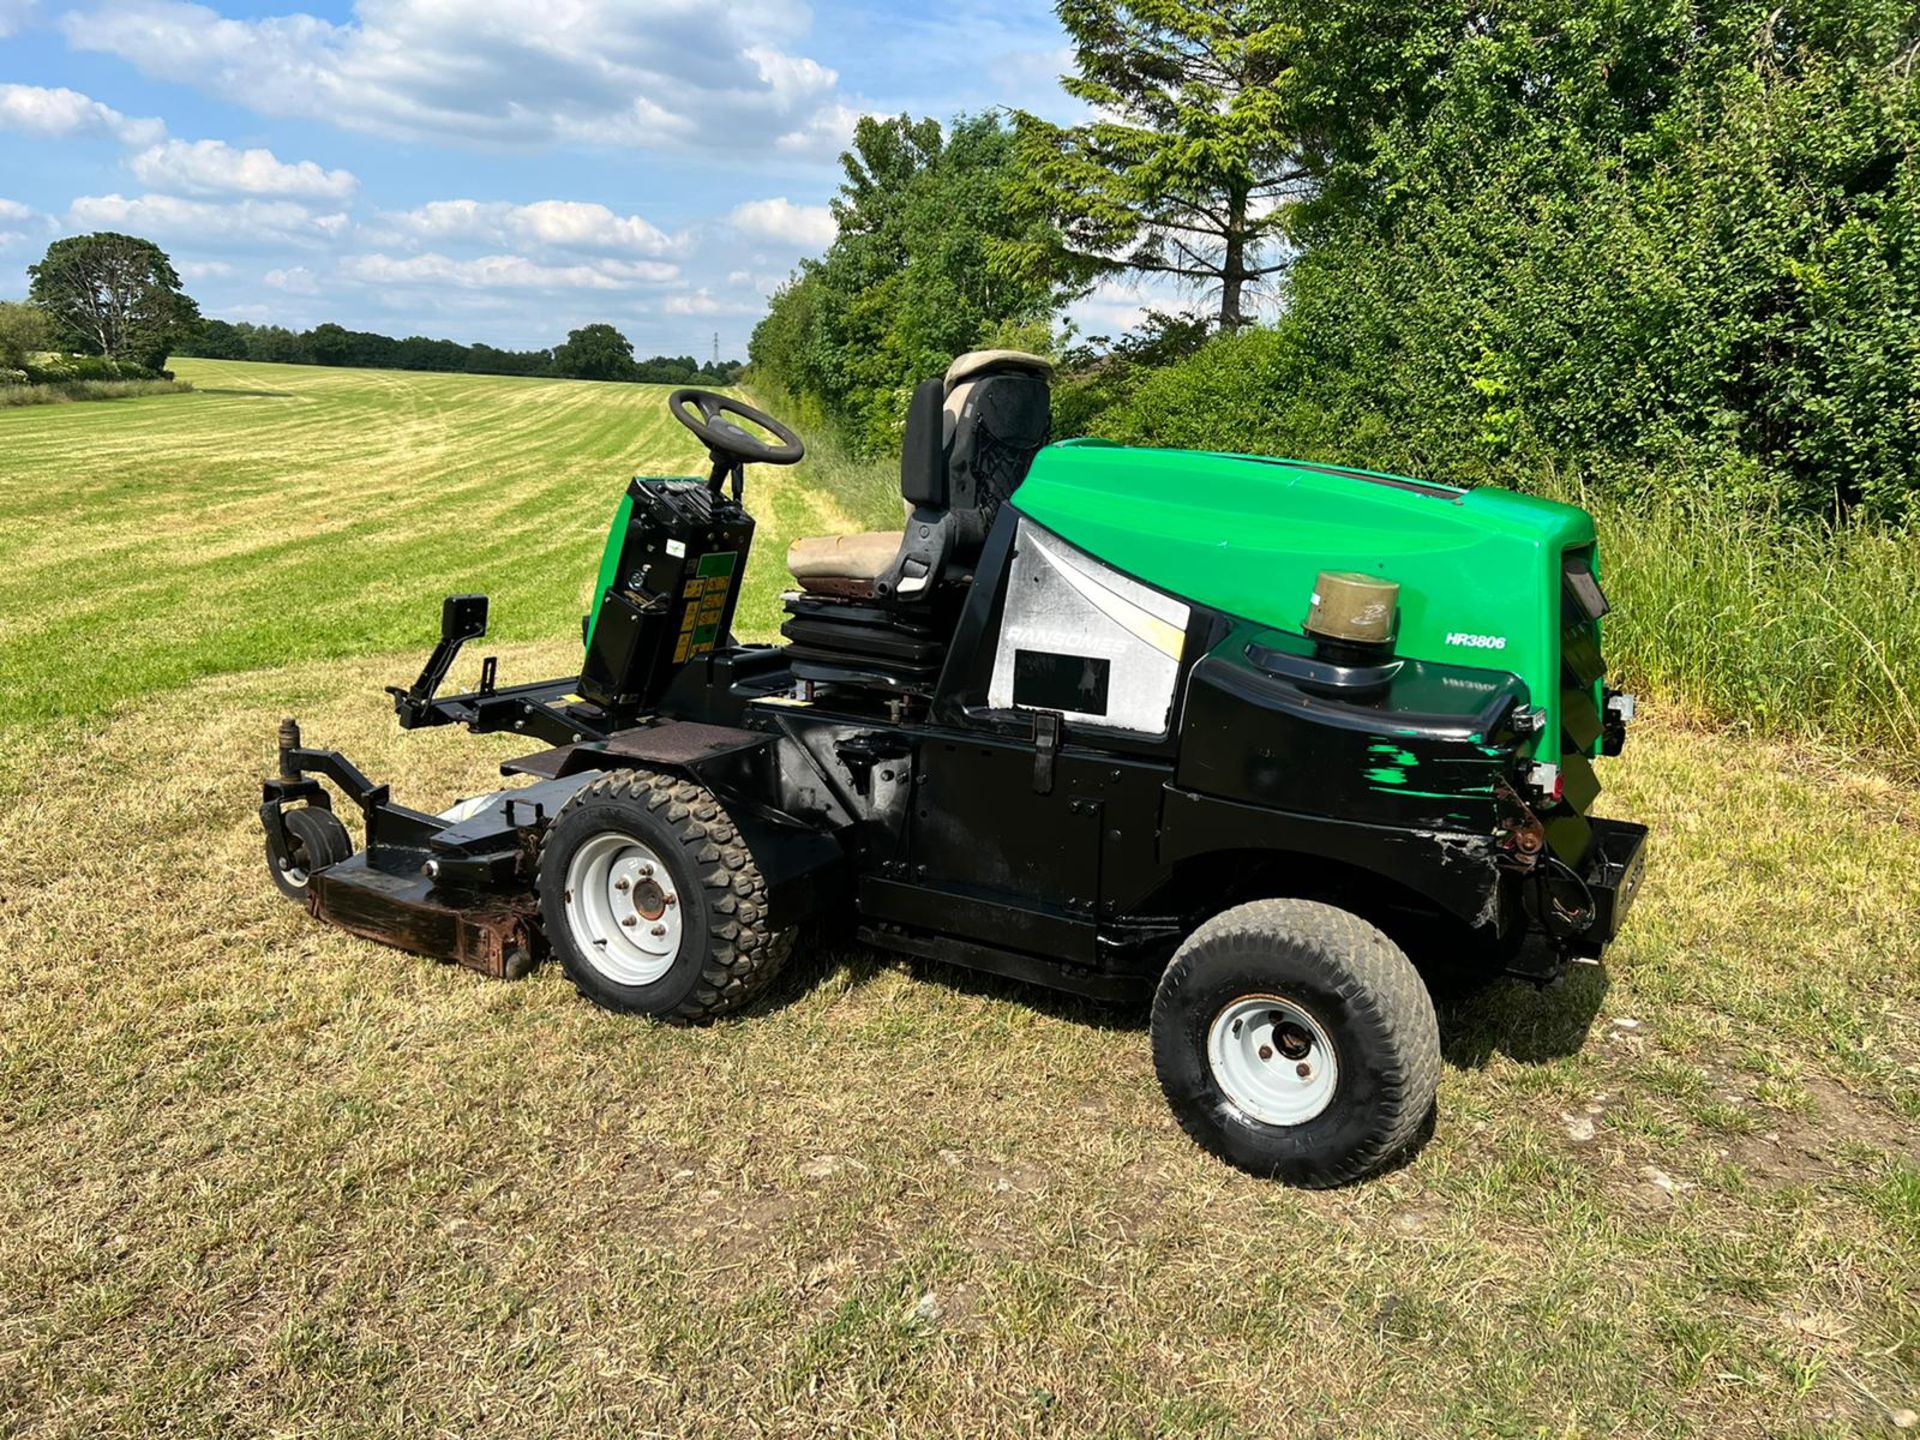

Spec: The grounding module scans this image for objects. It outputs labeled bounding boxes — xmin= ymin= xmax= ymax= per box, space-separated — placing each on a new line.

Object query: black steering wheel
xmin=668 ymin=389 xmax=805 ymax=468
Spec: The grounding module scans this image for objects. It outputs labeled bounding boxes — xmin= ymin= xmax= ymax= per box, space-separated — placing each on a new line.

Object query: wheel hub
xmin=629 ymin=878 xmax=668 ymax=921
xmin=563 ymin=834 xmax=684 ymax=985
xmin=1206 ymin=994 xmax=1339 ymax=1127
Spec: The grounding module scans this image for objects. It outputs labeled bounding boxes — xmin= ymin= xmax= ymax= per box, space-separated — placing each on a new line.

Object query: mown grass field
xmin=1 ymin=360 xmax=1915 ymax=1437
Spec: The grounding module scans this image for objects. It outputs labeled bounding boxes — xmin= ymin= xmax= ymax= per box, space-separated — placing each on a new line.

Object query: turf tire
xmin=537 ymin=768 xmax=794 ymax=1023
xmin=267 ymin=806 xmax=353 ymax=901
xmin=1151 ymin=898 xmax=1441 ymax=1187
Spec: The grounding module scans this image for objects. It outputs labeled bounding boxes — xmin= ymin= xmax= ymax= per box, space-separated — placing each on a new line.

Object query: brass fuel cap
xmin=1304 ymin=571 xmax=1399 ymax=646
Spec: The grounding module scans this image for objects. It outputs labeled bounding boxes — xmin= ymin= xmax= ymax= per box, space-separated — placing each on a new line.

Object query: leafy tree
xmin=27 ymin=232 xmax=200 ymax=370
xmin=306 ymin=322 xmax=354 ymax=366
xmin=750 ymin=113 xmax=1068 ymax=451
xmin=466 ymin=341 xmax=555 ymax=377
xmin=553 ymin=323 xmax=637 ymax=381
xmin=0 ymin=300 xmax=53 ymax=370
xmin=1012 ymin=2 xmax=1305 ymax=330
xmin=178 ymin=317 xmax=249 ymax=360
xmin=1051 ymin=308 xmax=1212 ymax=437
xmin=1084 ymin=0 xmax=1920 ymax=519
xmin=233 ymin=323 xmax=308 ymax=364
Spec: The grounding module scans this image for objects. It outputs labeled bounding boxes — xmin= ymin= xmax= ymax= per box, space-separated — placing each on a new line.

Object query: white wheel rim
xmin=562 ymin=833 xmax=684 ymax=986
xmin=1206 ymin=994 xmax=1339 ymax=1127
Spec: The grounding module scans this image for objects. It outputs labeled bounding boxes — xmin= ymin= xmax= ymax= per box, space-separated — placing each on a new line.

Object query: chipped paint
xmin=1364 ymin=766 xmax=1409 ymax=786
xmin=1367 ymin=743 xmax=1419 ymax=768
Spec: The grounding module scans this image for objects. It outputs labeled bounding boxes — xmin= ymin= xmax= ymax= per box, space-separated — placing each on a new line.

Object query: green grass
xmin=1579 ymin=492 xmax=1920 ymax=773
xmin=0 ymin=360 xmax=1915 ymax=1437
xmin=0 ymin=379 xmax=195 ymax=407
xmin=0 ymin=359 xmax=883 ymax=753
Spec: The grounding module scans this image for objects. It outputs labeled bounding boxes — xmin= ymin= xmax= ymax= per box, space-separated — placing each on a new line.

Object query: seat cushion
xmin=786 ymin=530 xmax=903 ymax=597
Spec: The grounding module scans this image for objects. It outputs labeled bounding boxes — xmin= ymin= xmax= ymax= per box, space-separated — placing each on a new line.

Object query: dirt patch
xmin=1726 ymin=1074 xmax=1914 ymax=1187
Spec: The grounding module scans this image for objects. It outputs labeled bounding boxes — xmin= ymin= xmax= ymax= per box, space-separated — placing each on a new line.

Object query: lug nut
xmin=1258 ymin=1045 xmax=1274 ymax=1061
xmin=615 ymin=877 xmax=630 ymax=892
xmin=639 ymin=863 xmax=654 ymax=877
xmin=1296 ymin=1063 xmax=1312 ymax=1079
xmin=621 ymin=916 xmax=637 ymax=927
xmin=664 ymin=894 xmax=677 ymax=907
xmin=650 ymin=924 xmax=667 ymax=937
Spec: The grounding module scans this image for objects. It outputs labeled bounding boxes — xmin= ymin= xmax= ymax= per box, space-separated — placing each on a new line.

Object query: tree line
xmin=178 ymin=318 xmax=744 ymax=386
xmin=751 ymin=0 xmax=1919 ymax=521
xmin=6 ymin=230 xmax=744 ymax=388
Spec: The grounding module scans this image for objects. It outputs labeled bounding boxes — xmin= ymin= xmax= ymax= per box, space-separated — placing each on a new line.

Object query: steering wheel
xmin=668 ymin=390 xmax=805 ymax=468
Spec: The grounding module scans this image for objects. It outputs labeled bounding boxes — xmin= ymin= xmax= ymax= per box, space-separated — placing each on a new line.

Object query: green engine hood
xmin=1014 ymin=440 xmax=1599 ymax=752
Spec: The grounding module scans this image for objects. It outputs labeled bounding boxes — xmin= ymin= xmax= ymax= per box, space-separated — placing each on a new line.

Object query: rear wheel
xmin=267 ymin=806 xmax=352 ymax=901
xmin=536 ymin=769 xmax=794 ymax=1023
xmin=1151 ymin=898 xmax=1440 ymax=1186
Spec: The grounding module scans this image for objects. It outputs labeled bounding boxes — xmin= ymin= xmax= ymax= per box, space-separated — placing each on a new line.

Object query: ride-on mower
xmin=262 ymin=352 xmax=1645 ymax=1186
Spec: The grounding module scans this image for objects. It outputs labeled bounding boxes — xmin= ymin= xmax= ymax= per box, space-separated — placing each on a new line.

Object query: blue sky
xmin=0 ymin=0 xmax=1163 ymax=356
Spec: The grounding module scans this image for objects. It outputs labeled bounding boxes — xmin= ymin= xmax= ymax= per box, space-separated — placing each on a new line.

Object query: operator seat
xmin=785 ymin=349 xmax=1054 ymax=603
xmin=778 ymin=350 xmax=1052 ymax=692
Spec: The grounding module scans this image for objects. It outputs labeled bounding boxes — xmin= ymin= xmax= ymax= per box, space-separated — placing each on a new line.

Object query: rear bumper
xmin=1574 ymin=816 xmax=1648 ymax=954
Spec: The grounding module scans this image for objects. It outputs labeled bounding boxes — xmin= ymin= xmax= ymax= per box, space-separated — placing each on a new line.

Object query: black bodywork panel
xmin=1180 ymin=626 xmax=1529 ymax=834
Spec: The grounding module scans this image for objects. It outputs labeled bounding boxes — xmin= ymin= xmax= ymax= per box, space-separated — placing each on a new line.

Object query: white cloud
xmin=0 ymin=0 xmax=36 ymax=36
xmin=63 ymin=0 xmax=849 ymax=156
xmin=663 ymin=288 xmax=763 ymax=317
xmin=265 ymin=265 xmax=319 ymax=295
xmin=0 ymin=84 xmax=165 ymax=146
xmin=339 ymin=252 xmax=679 ymax=292
xmin=177 ymin=259 xmax=235 ymax=278
xmin=129 ymin=139 xmax=357 ymax=201
xmin=67 ymin=193 xmax=349 ymax=245
xmin=386 ymin=199 xmax=680 ymax=256
xmin=0 ymin=196 xmax=42 ymax=248
xmin=725 ymin=269 xmax=789 ymax=294
xmin=773 ymin=102 xmax=862 ymax=159
xmin=728 ymin=197 xmax=836 ymax=250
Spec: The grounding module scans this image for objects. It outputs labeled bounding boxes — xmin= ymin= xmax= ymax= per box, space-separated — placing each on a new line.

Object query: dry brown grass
xmin=1 ymin=659 xmax=1915 ymax=1438
xmin=0 ymin=363 xmax=1915 ymax=1438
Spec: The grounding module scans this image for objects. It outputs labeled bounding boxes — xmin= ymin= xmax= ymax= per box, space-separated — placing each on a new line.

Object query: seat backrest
xmin=941 ymin=351 xmax=1052 ymax=540
xmin=879 ymin=350 xmax=1053 ymax=603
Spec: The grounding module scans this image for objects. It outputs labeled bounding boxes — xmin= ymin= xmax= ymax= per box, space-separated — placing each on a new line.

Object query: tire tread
xmin=537 ymin=768 xmax=793 ymax=1023
xmin=1152 ymin=898 xmax=1441 ymax=1187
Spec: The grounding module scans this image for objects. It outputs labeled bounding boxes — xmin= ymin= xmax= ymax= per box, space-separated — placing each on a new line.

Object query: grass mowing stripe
xmin=0 ymin=361 xmax=783 ymax=746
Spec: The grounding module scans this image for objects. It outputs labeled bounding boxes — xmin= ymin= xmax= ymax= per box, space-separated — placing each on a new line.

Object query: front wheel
xmin=266 ymin=806 xmax=352 ymax=902
xmin=536 ymin=769 xmax=794 ymax=1023
xmin=1151 ymin=899 xmax=1441 ymax=1187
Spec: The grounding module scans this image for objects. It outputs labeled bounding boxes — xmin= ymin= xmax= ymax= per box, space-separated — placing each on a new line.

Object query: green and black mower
xmin=261 ymin=354 xmax=1645 ymax=1186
